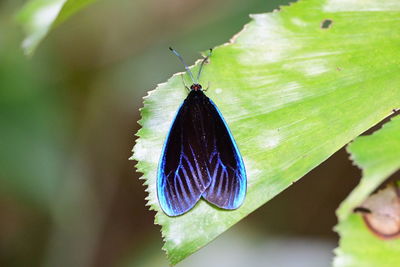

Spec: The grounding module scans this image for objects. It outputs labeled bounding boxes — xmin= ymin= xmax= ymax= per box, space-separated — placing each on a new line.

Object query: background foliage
xmin=18 ymin=0 xmax=96 ymax=55
xmin=334 ymin=115 xmax=400 ymax=267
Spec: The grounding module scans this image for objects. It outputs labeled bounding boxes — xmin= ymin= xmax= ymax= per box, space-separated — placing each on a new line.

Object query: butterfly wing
xmin=157 ymin=93 xmax=212 ymax=216
xmin=201 ymin=97 xmax=247 ymax=210
xmin=158 ymin=90 xmax=246 ymax=216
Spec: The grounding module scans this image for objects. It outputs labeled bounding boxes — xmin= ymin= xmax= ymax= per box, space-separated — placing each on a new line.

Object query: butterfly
xmin=157 ymin=47 xmax=246 ymax=216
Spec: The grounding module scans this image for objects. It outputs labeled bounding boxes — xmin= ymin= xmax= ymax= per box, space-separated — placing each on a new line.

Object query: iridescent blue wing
xmin=157 ymin=92 xmax=212 ymax=216
xmin=201 ymin=98 xmax=246 ymax=210
xmin=158 ymin=90 xmax=246 ymax=216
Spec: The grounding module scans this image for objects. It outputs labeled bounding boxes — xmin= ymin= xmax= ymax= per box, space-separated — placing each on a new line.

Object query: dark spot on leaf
xmin=354 ymin=207 xmax=371 ymax=214
xmin=321 ymin=19 xmax=333 ymax=29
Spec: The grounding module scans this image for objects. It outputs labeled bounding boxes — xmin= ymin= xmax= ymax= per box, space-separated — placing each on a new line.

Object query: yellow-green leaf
xmin=132 ymin=0 xmax=400 ymax=264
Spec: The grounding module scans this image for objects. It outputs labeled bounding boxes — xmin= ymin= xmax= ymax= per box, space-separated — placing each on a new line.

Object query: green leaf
xmin=132 ymin=0 xmax=400 ymax=264
xmin=334 ymin=115 xmax=400 ymax=267
xmin=17 ymin=0 xmax=96 ymax=56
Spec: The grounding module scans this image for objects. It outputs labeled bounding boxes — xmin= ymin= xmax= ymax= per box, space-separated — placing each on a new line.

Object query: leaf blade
xmin=133 ymin=0 xmax=400 ymax=264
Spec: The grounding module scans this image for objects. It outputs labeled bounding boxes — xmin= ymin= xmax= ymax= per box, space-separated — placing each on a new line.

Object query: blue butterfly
xmin=157 ymin=48 xmax=246 ymax=216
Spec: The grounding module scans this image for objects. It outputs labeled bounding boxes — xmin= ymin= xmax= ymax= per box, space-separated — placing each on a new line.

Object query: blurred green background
xmin=0 ymin=0 xmax=362 ymax=266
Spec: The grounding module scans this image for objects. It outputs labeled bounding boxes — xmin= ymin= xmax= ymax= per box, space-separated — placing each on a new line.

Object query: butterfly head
xmin=190 ymin=84 xmax=202 ymax=91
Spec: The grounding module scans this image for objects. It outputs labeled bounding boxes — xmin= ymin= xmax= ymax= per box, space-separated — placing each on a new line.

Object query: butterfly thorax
xmin=186 ymin=89 xmax=208 ymax=103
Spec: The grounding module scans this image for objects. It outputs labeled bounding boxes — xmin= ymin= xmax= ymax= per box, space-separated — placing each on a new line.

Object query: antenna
xmin=197 ymin=48 xmax=212 ymax=82
xmin=169 ymin=47 xmax=196 ymax=84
